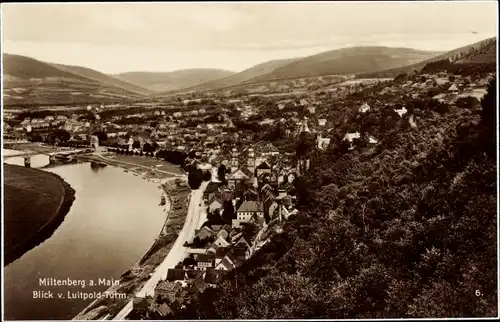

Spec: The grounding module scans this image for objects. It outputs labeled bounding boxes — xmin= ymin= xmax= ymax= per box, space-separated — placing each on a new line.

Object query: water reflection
xmin=5 ymin=154 xmax=50 ymax=168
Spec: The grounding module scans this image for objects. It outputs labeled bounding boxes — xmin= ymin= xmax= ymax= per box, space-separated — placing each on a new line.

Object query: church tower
xmin=247 ymin=147 xmax=255 ymax=175
xmin=230 ymin=148 xmax=239 ymax=171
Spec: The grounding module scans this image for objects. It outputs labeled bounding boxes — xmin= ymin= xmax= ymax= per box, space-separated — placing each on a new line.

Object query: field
xmin=3 ymin=164 xmax=75 ymax=265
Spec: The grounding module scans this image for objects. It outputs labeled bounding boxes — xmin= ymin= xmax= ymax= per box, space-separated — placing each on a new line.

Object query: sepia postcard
xmin=1 ymin=1 xmax=498 ymax=320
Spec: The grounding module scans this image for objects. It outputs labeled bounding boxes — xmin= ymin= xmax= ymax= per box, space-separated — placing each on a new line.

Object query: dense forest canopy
xmin=173 ymin=77 xmax=497 ymax=319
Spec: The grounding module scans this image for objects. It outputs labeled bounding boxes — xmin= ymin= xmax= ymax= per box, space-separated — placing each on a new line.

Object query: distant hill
xmin=3 ymin=54 xmax=91 ymax=81
xmin=184 ymin=58 xmax=300 ymax=92
xmin=53 ymin=63 xmax=152 ymax=95
xmin=113 ymin=69 xmax=236 ymax=92
xmin=2 ymin=54 xmax=146 ymax=107
xmin=456 ymin=37 xmax=496 ymax=64
xmin=357 ymin=37 xmax=496 ymax=78
xmin=244 ymin=47 xmax=442 ymax=83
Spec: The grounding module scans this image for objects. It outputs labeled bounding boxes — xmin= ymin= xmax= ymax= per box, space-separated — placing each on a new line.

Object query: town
xmin=3 ymin=62 xmax=495 ymax=319
xmin=3 ymin=2 xmax=498 ymax=318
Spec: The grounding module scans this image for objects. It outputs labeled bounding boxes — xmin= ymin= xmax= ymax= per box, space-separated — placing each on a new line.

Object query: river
xmin=3 ymin=151 xmax=167 ymax=320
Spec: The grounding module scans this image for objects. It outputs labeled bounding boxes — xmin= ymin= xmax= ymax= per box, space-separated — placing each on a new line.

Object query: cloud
xmin=1 ymin=2 xmax=497 ymax=72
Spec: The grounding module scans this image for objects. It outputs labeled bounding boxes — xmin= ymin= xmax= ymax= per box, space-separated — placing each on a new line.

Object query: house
xmin=195 ymin=253 xmax=215 ymax=270
xmin=307 ymin=106 xmax=316 ymax=114
xmin=233 ymin=201 xmax=264 ymax=228
xmin=448 ymin=84 xmax=459 ymax=92
xmin=133 ymin=296 xmax=155 ymax=315
xmin=318 ymin=119 xmax=327 ymax=126
xmin=203 ymin=242 xmax=216 ymax=254
xmin=205 ymin=269 xmax=229 ymax=285
xmin=359 ymin=102 xmax=371 ymax=113
xmin=204 ymin=181 xmax=221 ymax=202
xmin=243 ymin=188 xmax=259 ymax=201
xmin=234 ymin=234 xmax=253 ymax=252
xmin=190 ymin=277 xmax=208 ymax=294
xmin=317 ymin=134 xmax=331 ymax=150
xmin=226 ymin=169 xmax=250 ymax=190
xmin=166 ymin=269 xmax=187 ymax=282
xmin=394 ymin=106 xmax=408 ymax=117
xmin=208 ymin=197 xmax=223 ymax=214
xmin=154 ymin=280 xmax=182 ymax=303
xmin=194 ymin=226 xmax=216 ymax=241
xmin=232 ymin=246 xmax=249 ymax=262
xmin=259 ymin=142 xmax=280 ymax=156
xmin=344 ymin=132 xmax=360 ymax=142
xmin=219 ymin=257 xmax=235 ymax=271
xmin=261 ymin=183 xmax=275 ymax=195
xmin=107 ymin=132 xmax=118 ymax=138
xmin=225 ymin=251 xmax=245 ymax=268
xmin=409 ymin=115 xmax=417 ymax=129
xmin=230 ymin=231 xmax=243 ymax=244
xmin=213 ymin=235 xmax=230 ymax=248
xmin=155 ymin=303 xmax=173 ymax=317
xmin=215 ymin=247 xmax=231 ymax=266
xmin=216 ymin=225 xmax=231 ymax=240
xmin=255 ymin=161 xmax=272 ymax=178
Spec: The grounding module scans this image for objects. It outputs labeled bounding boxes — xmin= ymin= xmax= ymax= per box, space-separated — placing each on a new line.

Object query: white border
xmin=0 ymin=1 xmax=498 ymax=321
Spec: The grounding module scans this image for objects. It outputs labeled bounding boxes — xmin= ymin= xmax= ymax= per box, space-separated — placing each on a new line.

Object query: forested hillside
xmin=172 ymin=77 xmax=497 ymax=319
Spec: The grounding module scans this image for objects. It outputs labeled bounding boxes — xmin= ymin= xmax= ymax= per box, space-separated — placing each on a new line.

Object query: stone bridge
xmin=3 ymin=149 xmax=92 ymax=168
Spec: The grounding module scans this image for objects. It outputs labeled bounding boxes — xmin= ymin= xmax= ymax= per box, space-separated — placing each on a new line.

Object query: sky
xmin=1 ymin=1 xmax=498 ymax=74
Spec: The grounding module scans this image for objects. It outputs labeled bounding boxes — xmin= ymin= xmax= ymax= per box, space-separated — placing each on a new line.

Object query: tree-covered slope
xmin=173 ymin=77 xmax=497 ymax=319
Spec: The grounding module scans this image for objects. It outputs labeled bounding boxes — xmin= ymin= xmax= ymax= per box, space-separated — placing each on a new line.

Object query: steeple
xmin=230 ymin=148 xmax=239 ymax=171
xmin=247 ymin=147 xmax=255 ymax=175
xmin=299 ymin=116 xmax=310 ymax=133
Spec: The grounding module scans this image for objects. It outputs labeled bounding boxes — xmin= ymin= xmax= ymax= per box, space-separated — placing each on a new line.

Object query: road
xmin=112 ymin=180 xmax=208 ymax=320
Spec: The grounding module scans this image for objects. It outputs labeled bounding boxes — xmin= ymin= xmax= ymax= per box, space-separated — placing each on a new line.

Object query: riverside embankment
xmin=3 ymin=157 xmax=169 ymax=320
xmin=72 ymin=153 xmax=191 ymax=320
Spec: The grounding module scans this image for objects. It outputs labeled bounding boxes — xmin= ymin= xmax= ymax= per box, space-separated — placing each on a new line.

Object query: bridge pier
xmin=23 ymin=156 xmax=31 ymax=168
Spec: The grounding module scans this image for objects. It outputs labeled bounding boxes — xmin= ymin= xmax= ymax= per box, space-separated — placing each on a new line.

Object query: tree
xmin=454 ymin=96 xmax=479 ymax=109
xmin=188 ymin=168 xmax=204 ymax=189
xmin=480 ymin=76 xmax=496 ymax=130
xmin=202 ymin=170 xmax=212 ymax=182
xmin=93 ymin=131 xmax=108 ymax=142
xmin=217 ymin=164 xmax=227 ymax=182
xmin=54 ymin=129 xmax=71 ymax=143
xmin=132 ymin=140 xmax=141 ymax=149
xmin=143 ymin=142 xmax=152 ymax=153
xmin=221 ymin=200 xmax=236 ymax=223
xmin=295 ymin=131 xmax=315 ymax=158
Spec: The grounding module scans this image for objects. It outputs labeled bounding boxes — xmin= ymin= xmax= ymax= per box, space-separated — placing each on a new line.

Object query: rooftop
xmin=155 ymin=280 xmax=182 ymax=293
xmin=195 ymin=253 xmax=216 ymax=262
xmin=227 ymin=169 xmax=250 ymax=180
xmin=237 ymin=200 xmax=264 ymax=213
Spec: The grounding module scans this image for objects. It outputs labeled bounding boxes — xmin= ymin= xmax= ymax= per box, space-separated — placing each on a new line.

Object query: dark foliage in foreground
xmin=172 ymin=78 xmax=497 ymax=319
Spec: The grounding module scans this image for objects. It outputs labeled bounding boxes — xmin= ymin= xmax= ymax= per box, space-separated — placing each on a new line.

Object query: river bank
xmin=4 ymin=163 xmax=76 ymax=266
xmin=73 ymin=162 xmax=190 ymax=320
